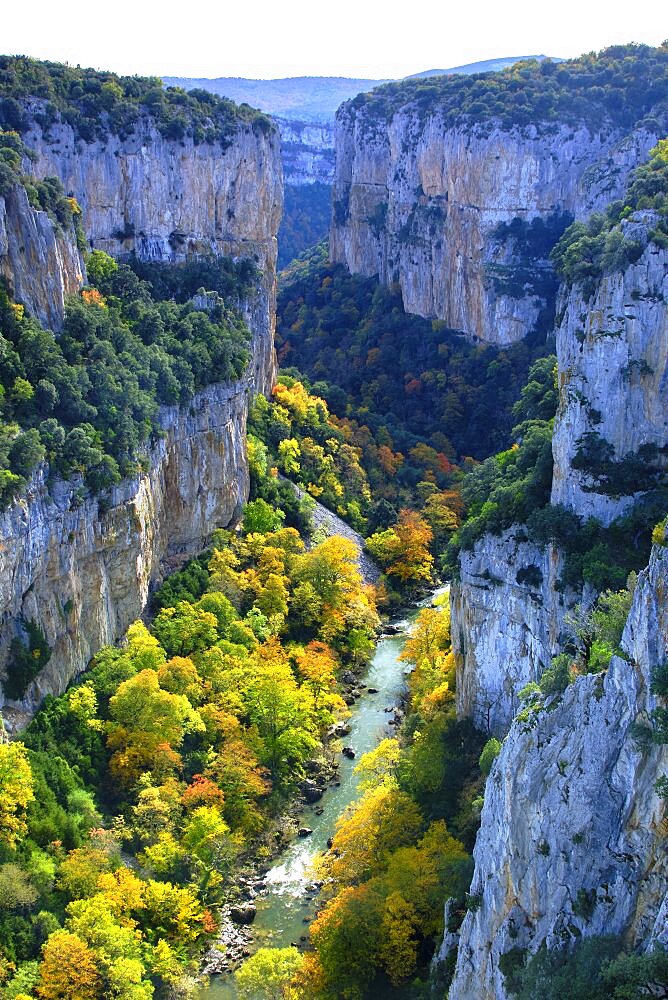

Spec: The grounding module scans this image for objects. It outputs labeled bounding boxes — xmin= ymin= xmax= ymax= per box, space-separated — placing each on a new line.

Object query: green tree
xmin=235 ymin=946 xmax=304 ymax=1000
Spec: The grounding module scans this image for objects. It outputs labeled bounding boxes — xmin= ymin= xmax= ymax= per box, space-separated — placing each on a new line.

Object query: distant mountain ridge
xmin=163 ymin=56 xmax=554 ymax=123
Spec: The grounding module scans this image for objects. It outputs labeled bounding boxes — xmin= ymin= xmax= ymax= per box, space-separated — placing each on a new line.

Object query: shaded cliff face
xmin=0 ymin=182 xmax=85 ymax=330
xmin=276 ymin=119 xmax=335 ymax=186
xmin=452 ymin=530 xmax=573 ymax=735
xmin=551 ymin=240 xmax=668 ymax=525
xmin=0 ymin=380 xmax=251 ymax=729
xmin=330 ymin=112 xmax=658 ymax=344
xmin=449 ymin=542 xmax=668 ymax=999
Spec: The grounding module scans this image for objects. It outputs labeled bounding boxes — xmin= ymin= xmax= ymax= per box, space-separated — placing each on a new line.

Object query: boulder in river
xmin=230 ymin=904 xmax=257 ymax=925
xmin=342 ymin=746 xmax=356 ymax=759
xmin=298 ymin=827 xmax=313 ymax=837
xmin=300 ymin=778 xmax=324 ymax=803
xmin=328 ymin=721 xmax=352 ymax=738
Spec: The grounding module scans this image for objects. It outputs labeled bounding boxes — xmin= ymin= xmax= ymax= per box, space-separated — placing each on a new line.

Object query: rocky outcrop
xmin=551 ymin=238 xmax=668 ymax=525
xmin=23 ymin=116 xmax=282 ymax=263
xmin=0 ymin=379 xmax=252 ymax=728
xmin=0 ymin=182 xmax=85 ymax=330
xmin=449 ymin=541 xmax=668 ymax=999
xmin=331 ymin=110 xmax=658 ymax=344
xmin=276 ymin=119 xmax=334 ymax=186
xmin=451 ymin=530 xmax=573 ymax=735
xmin=22 ymin=112 xmax=282 ymax=394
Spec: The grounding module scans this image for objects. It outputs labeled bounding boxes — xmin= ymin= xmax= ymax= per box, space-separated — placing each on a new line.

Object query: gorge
xmin=0 ymin=42 xmax=666 ymax=1000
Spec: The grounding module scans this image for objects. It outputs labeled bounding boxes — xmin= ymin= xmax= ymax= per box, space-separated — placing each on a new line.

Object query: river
xmin=199 ymin=585 xmax=448 ymax=999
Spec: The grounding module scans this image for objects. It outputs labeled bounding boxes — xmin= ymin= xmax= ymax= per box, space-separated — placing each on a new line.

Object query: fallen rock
xmin=230 ymin=905 xmax=256 ymax=925
xmin=298 ymin=827 xmax=313 ymax=837
xmin=300 ymin=779 xmax=324 ymax=803
xmin=342 ymin=746 xmax=356 ymax=759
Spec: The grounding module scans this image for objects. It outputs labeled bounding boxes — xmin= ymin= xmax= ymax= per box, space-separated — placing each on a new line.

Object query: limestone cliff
xmin=551 ymin=238 xmax=668 ymax=525
xmin=452 ymin=230 xmax=667 ymax=735
xmin=22 ymin=112 xmax=282 ymax=394
xmin=0 ymin=181 xmax=85 ymax=330
xmin=448 ymin=541 xmax=668 ymax=999
xmin=276 ymin=119 xmax=335 ymax=186
xmin=451 ymin=530 xmax=574 ymax=735
xmin=0 ymin=379 xmax=252 ymax=729
xmin=331 ymin=108 xmax=658 ymax=344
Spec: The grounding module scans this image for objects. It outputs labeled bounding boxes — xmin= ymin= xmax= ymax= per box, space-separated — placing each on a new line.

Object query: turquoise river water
xmin=198 ymin=586 xmax=448 ymax=999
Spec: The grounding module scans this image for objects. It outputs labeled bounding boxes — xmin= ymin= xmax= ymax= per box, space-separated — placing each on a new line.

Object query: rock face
xmin=0 ymin=379 xmax=253 ymax=727
xmin=0 ymin=182 xmax=85 ymax=330
xmin=331 ymin=110 xmax=658 ymax=344
xmin=551 ymin=239 xmax=668 ymax=525
xmin=22 ymin=114 xmax=282 ymax=394
xmin=453 ymin=235 xmax=667 ymax=733
xmin=451 ymin=530 xmax=574 ymax=735
xmin=449 ymin=542 xmax=668 ymax=999
xmin=276 ymin=118 xmax=335 ymax=186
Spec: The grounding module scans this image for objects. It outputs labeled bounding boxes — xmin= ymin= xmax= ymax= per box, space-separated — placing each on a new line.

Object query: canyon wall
xmin=448 ymin=540 xmax=668 ymax=999
xmin=0 ymin=182 xmax=85 ymax=330
xmin=331 ymin=110 xmax=658 ymax=345
xmin=276 ymin=118 xmax=335 ymax=186
xmin=551 ymin=238 xmax=668 ymax=525
xmin=0 ymin=380 xmax=251 ymax=729
xmin=453 ymin=235 xmax=667 ymax=732
xmin=451 ymin=530 xmax=573 ymax=735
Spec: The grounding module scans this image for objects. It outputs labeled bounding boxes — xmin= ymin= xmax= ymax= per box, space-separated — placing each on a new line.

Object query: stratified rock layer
xmin=449 ymin=542 xmax=668 ymax=999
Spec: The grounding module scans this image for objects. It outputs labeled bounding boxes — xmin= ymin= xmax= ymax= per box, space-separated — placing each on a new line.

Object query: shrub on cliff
xmin=345 ymin=43 xmax=668 ymax=134
xmin=552 ymin=139 xmax=668 ymax=289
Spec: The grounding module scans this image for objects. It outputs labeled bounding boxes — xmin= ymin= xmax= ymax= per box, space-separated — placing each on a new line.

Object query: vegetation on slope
xmin=241 ymin=600 xmax=486 ymax=998
xmin=0 ymin=56 xmax=272 ymax=145
xmin=552 ymin=138 xmax=668 ymax=289
xmin=344 ymin=43 xmax=668 ymax=133
xmin=276 ymin=245 xmax=552 ymax=509
xmin=0 ymin=462 xmax=378 ymax=997
xmin=278 ymin=184 xmax=332 ymax=270
xmin=248 ymin=377 xmax=452 ymax=604
xmin=0 ymin=249 xmax=253 ymax=505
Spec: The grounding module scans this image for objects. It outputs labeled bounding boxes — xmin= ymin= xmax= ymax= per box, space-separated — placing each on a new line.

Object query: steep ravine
xmin=447 ymin=541 xmax=668 ymax=999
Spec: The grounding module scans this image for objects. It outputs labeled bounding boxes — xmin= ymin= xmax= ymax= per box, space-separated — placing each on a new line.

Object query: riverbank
xmin=197 ymin=585 xmax=449 ymax=999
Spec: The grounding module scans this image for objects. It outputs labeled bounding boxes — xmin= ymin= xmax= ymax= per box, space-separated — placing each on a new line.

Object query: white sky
xmin=2 ymin=0 xmax=665 ymax=80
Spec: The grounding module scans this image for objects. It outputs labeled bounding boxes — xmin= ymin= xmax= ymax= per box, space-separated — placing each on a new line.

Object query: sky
xmin=2 ymin=0 xmax=665 ymax=80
